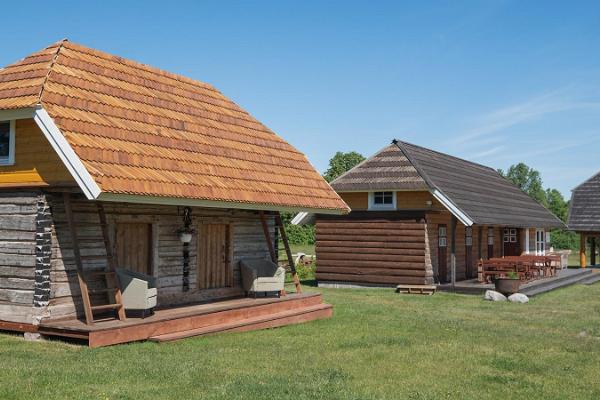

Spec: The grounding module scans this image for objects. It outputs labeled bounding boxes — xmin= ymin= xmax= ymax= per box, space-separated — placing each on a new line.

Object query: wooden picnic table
xmin=477 ymin=255 xmax=560 ymax=284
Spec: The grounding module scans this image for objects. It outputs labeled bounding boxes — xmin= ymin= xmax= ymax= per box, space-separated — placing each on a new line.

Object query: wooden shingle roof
xmin=568 ymin=171 xmax=600 ymax=232
xmin=332 ymin=140 xmax=564 ymax=228
xmin=0 ymin=40 xmax=348 ymax=213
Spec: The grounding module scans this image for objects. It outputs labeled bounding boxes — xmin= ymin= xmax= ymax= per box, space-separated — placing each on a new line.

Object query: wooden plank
xmin=316 ymin=240 xmax=426 ymax=250
xmin=275 ymin=212 xmax=301 ymax=294
xmin=317 ymin=259 xmax=425 ymax=269
xmin=317 ymin=228 xmax=425 ymax=237
xmin=316 ymin=273 xmax=427 ymax=285
xmin=316 ymin=221 xmax=426 ymax=230
xmin=316 ymin=234 xmax=425 ymax=243
xmin=316 ymin=252 xmax=424 ymax=263
xmin=317 ymin=266 xmax=429 ymax=277
xmin=316 ymin=246 xmax=425 ymax=256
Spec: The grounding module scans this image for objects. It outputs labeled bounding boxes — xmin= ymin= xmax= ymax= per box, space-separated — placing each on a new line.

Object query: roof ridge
xmin=397 ymin=139 xmax=498 ymax=173
xmin=38 ymin=39 xmax=68 ymax=104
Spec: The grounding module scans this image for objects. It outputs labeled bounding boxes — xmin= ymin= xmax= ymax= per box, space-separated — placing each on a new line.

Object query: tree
xmin=323 ymin=151 xmax=365 ymax=182
xmin=545 ymin=188 xmax=568 ymax=222
xmin=498 ymin=163 xmax=547 ymax=206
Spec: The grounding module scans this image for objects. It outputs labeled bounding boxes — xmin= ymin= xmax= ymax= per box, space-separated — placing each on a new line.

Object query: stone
xmin=508 ymin=293 xmax=529 ymax=303
xmin=484 ymin=290 xmax=507 ymax=302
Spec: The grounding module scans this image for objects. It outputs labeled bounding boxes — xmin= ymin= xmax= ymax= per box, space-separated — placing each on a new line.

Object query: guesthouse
xmin=0 ymin=40 xmax=348 ymax=346
xmin=298 ymin=140 xmax=564 ymax=287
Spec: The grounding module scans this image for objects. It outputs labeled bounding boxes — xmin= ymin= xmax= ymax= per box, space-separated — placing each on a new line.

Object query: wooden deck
xmin=438 ymin=268 xmax=596 ymax=296
xmin=32 ymin=293 xmax=331 ymax=347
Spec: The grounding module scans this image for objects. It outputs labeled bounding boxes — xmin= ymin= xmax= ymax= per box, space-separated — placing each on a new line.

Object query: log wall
xmin=1 ymin=191 xmax=276 ymax=323
xmin=315 ymin=212 xmax=433 ymax=286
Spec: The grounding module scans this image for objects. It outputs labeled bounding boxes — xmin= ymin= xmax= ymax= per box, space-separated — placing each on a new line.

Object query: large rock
xmin=508 ymin=293 xmax=529 ymax=303
xmin=484 ymin=290 xmax=507 ymax=302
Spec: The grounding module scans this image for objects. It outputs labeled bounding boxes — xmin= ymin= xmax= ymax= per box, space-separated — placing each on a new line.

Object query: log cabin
xmin=0 ymin=40 xmax=348 ymax=346
xmin=297 ymin=140 xmax=564 ymax=287
xmin=568 ymin=170 xmax=600 ymax=267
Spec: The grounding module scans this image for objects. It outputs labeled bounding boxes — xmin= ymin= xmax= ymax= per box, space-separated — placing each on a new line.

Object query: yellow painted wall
xmin=0 ymin=119 xmax=74 ymax=186
xmin=339 ymin=192 xmax=368 ymax=210
xmin=339 ymin=190 xmax=442 ymax=211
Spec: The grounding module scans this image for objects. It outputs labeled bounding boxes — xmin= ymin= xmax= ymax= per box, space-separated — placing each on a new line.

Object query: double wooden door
xmin=197 ymin=224 xmax=233 ymax=290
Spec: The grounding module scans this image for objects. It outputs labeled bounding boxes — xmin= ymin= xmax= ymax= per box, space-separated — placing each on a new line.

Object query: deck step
xmin=149 ymin=303 xmax=332 ymax=343
xmin=580 ymin=273 xmax=600 ymax=285
xmin=521 ymin=270 xmax=594 ymax=296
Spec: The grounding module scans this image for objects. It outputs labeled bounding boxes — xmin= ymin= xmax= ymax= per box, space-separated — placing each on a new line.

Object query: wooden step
xmin=88 ymin=287 xmax=118 ymax=295
xmin=91 ymin=304 xmax=122 ymax=312
xmin=149 ymin=303 xmax=333 ymax=343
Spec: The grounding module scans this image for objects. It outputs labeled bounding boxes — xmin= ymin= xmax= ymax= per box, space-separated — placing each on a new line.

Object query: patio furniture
xmin=240 ymin=259 xmax=286 ymax=297
xmin=547 ymin=250 xmax=571 ymax=270
xmin=116 ymin=268 xmax=157 ymax=318
xmin=477 ymin=255 xmax=560 ymax=284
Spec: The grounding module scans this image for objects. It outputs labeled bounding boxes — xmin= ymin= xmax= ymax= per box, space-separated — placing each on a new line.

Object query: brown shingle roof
xmin=330 ymin=144 xmax=428 ymax=191
xmin=0 ymin=40 xmax=348 ymax=213
xmin=568 ymin=171 xmax=600 ymax=231
xmin=331 ymin=140 xmax=564 ymax=228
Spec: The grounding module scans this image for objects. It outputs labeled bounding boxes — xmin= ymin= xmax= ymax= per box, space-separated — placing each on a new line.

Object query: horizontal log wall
xmin=316 ymin=214 xmax=432 ymax=286
xmin=0 ymin=191 xmax=39 ymax=323
xmin=47 ymin=195 xmax=274 ymax=320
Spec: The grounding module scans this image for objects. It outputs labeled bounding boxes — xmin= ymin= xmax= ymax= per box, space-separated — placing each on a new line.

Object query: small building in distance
xmin=568 ymin=171 xmax=600 ymax=267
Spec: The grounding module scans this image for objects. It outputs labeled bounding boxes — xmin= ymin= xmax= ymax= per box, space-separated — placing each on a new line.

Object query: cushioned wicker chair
xmin=240 ymin=259 xmax=286 ymax=297
xmin=116 ymin=268 xmax=157 ymax=318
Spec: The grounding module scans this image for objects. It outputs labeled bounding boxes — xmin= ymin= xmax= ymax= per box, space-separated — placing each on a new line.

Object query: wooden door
xmin=437 ymin=225 xmax=448 ymax=283
xmin=487 ymin=227 xmax=494 ymax=259
xmin=465 ymin=227 xmax=473 ymax=279
xmin=503 ymin=228 xmax=520 ymax=256
xmin=197 ymin=224 xmax=233 ymax=290
xmin=115 ymin=223 xmax=152 ymax=274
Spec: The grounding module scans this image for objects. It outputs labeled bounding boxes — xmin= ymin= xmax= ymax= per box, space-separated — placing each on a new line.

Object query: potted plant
xmin=494 ymin=271 xmax=521 ymax=295
xmin=176 ymin=227 xmax=196 ymax=243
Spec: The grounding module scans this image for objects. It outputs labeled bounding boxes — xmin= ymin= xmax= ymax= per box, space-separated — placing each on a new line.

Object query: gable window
xmin=368 ymin=191 xmax=396 ymax=210
xmin=0 ymin=121 xmax=15 ymax=166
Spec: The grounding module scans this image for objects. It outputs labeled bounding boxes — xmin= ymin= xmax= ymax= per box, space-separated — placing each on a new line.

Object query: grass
xmin=2 ymin=283 xmax=600 ymax=399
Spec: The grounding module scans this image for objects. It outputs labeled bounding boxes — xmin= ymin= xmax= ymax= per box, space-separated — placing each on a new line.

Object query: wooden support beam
xmin=450 ymin=216 xmax=457 ymax=290
xmin=580 ymin=233 xmax=587 ymax=268
xmin=258 ymin=211 xmax=277 ymax=263
xmin=591 ymin=237 xmax=597 ymax=266
xmin=275 ymin=212 xmax=302 ymax=294
xmin=477 ymin=226 xmax=483 ymax=261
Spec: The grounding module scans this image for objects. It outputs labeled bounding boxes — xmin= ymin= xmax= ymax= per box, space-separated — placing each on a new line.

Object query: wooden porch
xmin=33 ymin=292 xmax=331 ymax=348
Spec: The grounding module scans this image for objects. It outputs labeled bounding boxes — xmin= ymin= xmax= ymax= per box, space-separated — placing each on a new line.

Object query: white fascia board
xmin=431 ymin=189 xmax=474 ymax=226
xmin=33 ymin=107 xmax=101 ymax=199
xmin=97 ymin=192 xmax=347 ymax=215
xmin=291 ymin=212 xmax=316 ymax=225
xmin=0 ymin=108 xmax=37 ymax=121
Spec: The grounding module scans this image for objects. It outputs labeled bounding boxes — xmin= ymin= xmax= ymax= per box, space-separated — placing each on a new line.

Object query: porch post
xmin=591 ymin=237 xmax=597 ymax=266
xmin=580 ymin=233 xmax=587 ymax=268
xmin=477 ymin=226 xmax=483 ymax=260
xmin=524 ymin=228 xmax=530 ymax=254
xmin=450 ymin=216 xmax=457 ymax=290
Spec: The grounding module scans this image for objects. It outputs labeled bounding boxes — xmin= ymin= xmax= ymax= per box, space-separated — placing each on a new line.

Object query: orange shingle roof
xmin=0 ymin=40 xmax=348 ymax=213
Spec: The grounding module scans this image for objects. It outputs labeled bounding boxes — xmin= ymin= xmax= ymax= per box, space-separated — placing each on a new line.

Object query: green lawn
xmin=1 ymin=283 xmax=600 ymax=399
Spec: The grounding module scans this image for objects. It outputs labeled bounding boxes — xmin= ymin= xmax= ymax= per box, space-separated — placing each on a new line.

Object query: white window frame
xmin=368 ymin=191 xmax=396 ymax=210
xmin=0 ymin=120 xmax=16 ymax=166
xmin=535 ymin=228 xmax=545 ymax=255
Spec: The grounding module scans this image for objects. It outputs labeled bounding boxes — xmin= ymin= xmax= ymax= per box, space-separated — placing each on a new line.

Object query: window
xmin=465 ymin=227 xmax=473 ymax=247
xmin=438 ymin=226 xmax=447 ymax=247
xmin=536 ymin=229 xmax=545 ymax=255
xmin=504 ymin=228 xmax=517 ymax=243
xmin=368 ymin=191 xmax=396 ymax=210
xmin=487 ymin=227 xmax=494 ymax=246
xmin=0 ymin=121 xmax=15 ymax=166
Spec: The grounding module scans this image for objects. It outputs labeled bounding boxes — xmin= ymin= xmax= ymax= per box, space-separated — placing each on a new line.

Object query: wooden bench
xmin=477 ymin=255 xmax=560 ymax=283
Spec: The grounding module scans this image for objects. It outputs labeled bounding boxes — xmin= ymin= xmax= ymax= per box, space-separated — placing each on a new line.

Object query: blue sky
xmin=2 ymin=1 xmax=599 ymax=197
